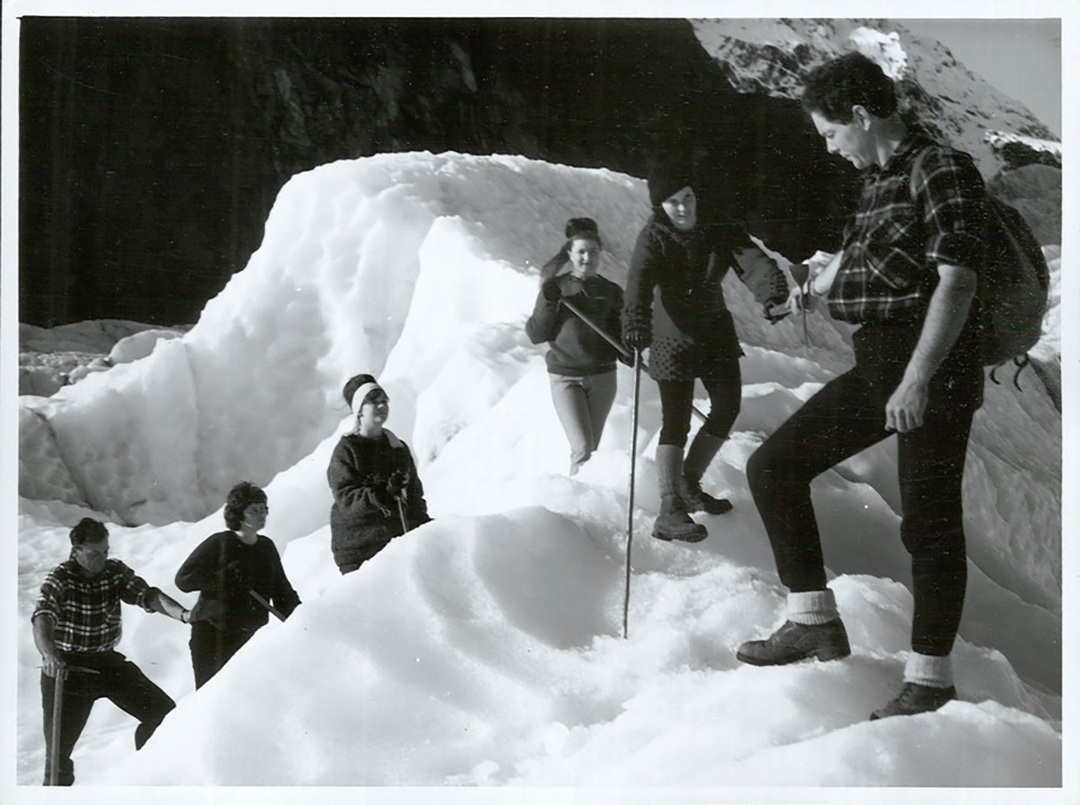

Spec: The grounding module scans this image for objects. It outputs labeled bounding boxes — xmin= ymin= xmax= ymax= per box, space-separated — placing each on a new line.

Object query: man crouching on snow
xmin=32 ymin=517 xmax=191 ymax=785
xmin=737 ymin=52 xmax=987 ymax=720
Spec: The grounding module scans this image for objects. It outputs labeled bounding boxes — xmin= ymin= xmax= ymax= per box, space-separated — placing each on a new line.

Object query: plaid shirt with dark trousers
xmin=747 ymin=129 xmax=987 ymax=658
xmin=33 ymin=556 xmax=175 ymax=786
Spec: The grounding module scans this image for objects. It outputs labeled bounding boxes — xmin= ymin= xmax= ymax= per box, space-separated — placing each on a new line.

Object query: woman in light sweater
xmin=526 ymin=217 xmax=625 ymax=475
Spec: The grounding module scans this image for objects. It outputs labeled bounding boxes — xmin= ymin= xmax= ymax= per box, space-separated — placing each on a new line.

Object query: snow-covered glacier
xmin=16 ymin=152 xmax=1061 ymax=788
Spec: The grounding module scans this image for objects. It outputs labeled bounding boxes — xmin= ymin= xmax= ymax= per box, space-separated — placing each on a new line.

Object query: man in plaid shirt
xmin=737 ymin=52 xmax=987 ymax=720
xmin=32 ymin=517 xmax=191 ymax=785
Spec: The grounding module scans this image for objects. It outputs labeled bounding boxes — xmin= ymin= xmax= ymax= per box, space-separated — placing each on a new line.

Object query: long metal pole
xmin=48 ymin=667 xmax=66 ymax=786
xmin=561 ymin=297 xmax=706 ymax=424
xmin=561 ymin=297 xmax=633 ymax=360
xmin=623 ymin=348 xmax=643 ymax=640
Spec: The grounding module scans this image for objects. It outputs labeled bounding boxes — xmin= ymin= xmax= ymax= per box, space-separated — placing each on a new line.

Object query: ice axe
xmin=48 ymin=667 xmax=66 ymax=786
xmin=560 ymin=297 xmax=707 ymax=424
xmin=46 ymin=664 xmax=98 ymax=786
xmin=622 ymin=346 xmax=643 ymax=640
xmin=396 ymin=495 xmax=409 ymax=535
xmin=247 ymin=590 xmax=286 ymax=622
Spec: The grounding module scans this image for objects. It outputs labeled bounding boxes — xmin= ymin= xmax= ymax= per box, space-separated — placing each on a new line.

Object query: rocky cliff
xmin=19 ymin=17 xmax=1059 ymax=327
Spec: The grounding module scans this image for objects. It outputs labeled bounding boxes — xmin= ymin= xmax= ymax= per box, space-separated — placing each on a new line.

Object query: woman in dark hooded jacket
xmin=622 ymin=156 xmax=790 ymax=543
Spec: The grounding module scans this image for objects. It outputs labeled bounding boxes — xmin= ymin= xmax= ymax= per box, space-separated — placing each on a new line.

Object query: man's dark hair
xmin=801 ymin=51 xmax=897 ymax=122
xmin=70 ymin=517 xmax=108 ymax=546
xmin=342 ymin=373 xmax=378 ymax=409
xmin=224 ymin=481 xmax=268 ymax=530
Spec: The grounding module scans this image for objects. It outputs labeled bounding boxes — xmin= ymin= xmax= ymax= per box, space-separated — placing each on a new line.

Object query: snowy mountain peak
xmin=692 ymin=18 xmax=1060 ymax=176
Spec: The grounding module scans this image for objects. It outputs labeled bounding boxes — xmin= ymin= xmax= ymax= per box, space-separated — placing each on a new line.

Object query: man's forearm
xmin=32 ymin=614 xmax=58 ymax=657
xmin=148 ymin=589 xmax=190 ymax=623
xmin=33 ymin=614 xmax=65 ymax=676
xmin=903 ymin=264 xmax=977 ymax=383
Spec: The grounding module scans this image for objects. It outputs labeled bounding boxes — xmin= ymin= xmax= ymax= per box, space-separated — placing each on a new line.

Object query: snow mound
xmin=16 ymin=151 xmax=1061 ymax=787
xmin=108 ymin=328 xmax=183 ymax=364
xmin=88 ymin=515 xmax=1059 ymax=787
xmin=19 ymin=153 xmax=647 ymax=525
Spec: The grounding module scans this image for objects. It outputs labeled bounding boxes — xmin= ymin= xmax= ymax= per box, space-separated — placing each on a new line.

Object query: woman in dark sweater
xmin=622 ymin=156 xmax=790 ymax=543
xmin=175 ymin=481 xmax=301 ymax=688
xmin=327 ymin=374 xmax=431 ymax=574
xmin=526 ymin=217 xmax=625 ymax=475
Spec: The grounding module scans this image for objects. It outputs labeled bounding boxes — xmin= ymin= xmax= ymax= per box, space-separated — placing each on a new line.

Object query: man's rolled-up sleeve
xmin=917 ymin=148 xmax=987 ymax=273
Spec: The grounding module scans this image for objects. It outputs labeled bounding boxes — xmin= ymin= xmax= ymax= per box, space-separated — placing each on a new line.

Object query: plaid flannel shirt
xmin=828 ymin=131 xmax=987 ymax=324
xmin=32 ymin=556 xmax=156 ymax=653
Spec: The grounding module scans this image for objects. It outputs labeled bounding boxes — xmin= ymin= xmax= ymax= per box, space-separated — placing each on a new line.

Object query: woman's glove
xmin=386 ymin=470 xmax=410 ymax=499
xmin=732 ymin=246 xmax=790 ymax=315
xmin=621 ymin=309 xmax=652 ymax=352
xmin=557 ymin=275 xmax=584 ymax=298
xmin=541 ymin=277 xmax=563 ymax=302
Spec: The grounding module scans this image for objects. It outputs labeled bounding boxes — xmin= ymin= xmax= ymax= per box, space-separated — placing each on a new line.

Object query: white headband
xmin=351 ymin=382 xmax=385 ymax=418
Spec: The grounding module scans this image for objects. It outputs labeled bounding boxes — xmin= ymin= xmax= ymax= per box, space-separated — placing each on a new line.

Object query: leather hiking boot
xmin=736 ymin=619 xmax=851 ymax=666
xmin=653 ymin=494 xmax=708 ymax=543
xmin=682 ymin=476 xmax=734 ymax=515
xmin=870 ymin=682 xmax=956 ymax=721
xmin=682 ymin=432 xmax=729 ymax=515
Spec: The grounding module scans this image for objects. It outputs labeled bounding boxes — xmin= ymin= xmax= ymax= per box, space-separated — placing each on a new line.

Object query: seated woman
xmin=327 ymin=374 xmax=431 ymax=574
xmin=526 ymin=217 xmax=625 ymax=475
xmin=175 ymin=481 xmax=301 ymax=688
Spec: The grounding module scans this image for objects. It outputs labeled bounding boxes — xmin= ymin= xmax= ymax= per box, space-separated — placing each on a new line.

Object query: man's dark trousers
xmin=746 ymin=322 xmax=981 ymax=656
xmin=41 ymin=650 xmax=175 ymax=785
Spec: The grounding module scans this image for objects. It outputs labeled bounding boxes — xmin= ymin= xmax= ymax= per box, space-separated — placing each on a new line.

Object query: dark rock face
xmin=997 ymin=141 xmax=1062 ymax=171
xmin=20 ymin=17 xmax=857 ymax=326
xmin=988 ymin=164 xmax=1062 ymax=246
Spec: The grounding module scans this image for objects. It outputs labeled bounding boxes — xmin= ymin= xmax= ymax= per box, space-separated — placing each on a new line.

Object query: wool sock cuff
xmin=904 ymin=652 xmax=954 ymax=688
xmin=786 ymin=589 xmax=839 ymax=625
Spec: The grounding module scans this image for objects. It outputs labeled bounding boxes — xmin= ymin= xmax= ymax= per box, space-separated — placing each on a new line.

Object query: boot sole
xmin=735 ymin=645 xmax=851 ymax=666
xmin=652 ymin=527 xmax=708 ymax=544
xmin=682 ymin=499 xmax=734 ymax=516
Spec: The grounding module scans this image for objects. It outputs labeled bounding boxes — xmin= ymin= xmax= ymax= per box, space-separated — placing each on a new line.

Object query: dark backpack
xmin=910 ymin=148 xmax=1050 ymax=386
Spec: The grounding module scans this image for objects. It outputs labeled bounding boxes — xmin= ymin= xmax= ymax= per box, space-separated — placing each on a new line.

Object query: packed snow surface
xmin=16 ymin=152 xmax=1062 ymax=790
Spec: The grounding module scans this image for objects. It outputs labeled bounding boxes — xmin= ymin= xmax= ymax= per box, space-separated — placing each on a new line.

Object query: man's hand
xmin=787 ymin=283 xmax=816 ymax=314
xmin=885 ymin=263 xmax=977 ymax=434
xmin=885 ymin=371 xmax=930 ymax=433
xmin=33 ymin=614 xmax=65 ymax=678
xmin=40 ymin=648 xmax=66 ymax=679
